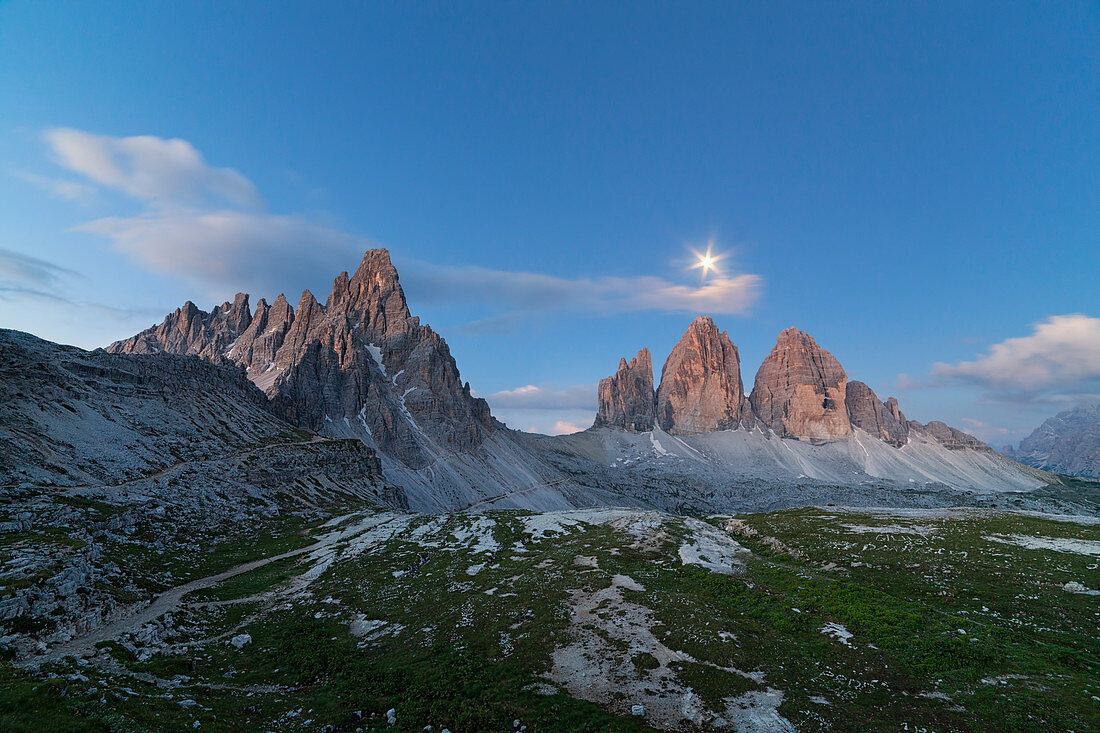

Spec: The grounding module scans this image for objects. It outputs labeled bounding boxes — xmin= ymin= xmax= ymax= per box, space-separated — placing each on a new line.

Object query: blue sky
xmin=0 ymin=2 xmax=1097 ymax=441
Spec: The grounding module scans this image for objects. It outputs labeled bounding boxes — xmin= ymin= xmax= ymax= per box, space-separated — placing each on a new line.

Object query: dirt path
xmin=461 ymin=478 xmax=571 ymax=512
xmin=23 ymin=509 xmax=409 ymax=667
xmin=24 ymin=541 xmax=321 ymax=666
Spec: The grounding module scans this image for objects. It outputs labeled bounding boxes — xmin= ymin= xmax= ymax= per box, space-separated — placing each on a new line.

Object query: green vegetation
xmin=4 ymin=507 xmax=1098 ymax=731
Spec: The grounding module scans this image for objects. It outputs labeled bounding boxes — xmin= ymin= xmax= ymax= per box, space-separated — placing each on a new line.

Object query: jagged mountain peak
xmin=749 ymin=326 xmax=851 ymax=441
xmin=655 ymin=316 xmax=751 ymax=434
xmin=108 ymin=249 xmax=495 ymax=474
xmin=594 ymin=347 xmax=655 ymax=432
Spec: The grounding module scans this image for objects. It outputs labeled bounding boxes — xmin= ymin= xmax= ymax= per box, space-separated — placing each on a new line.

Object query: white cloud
xmin=42 ymin=128 xmax=763 ymax=324
xmin=932 ymin=315 xmax=1100 ymax=400
xmin=400 ymin=262 xmax=762 ymax=318
xmin=76 ymin=208 xmax=365 ymax=298
xmin=478 ymin=383 xmax=597 ymax=435
xmin=45 ymin=128 xmax=262 ymax=209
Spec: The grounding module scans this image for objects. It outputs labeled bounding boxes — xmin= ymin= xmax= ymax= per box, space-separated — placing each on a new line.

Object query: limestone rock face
xmin=108 ymin=249 xmax=494 ymax=469
xmin=655 ymin=316 xmax=751 ymax=434
xmin=910 ymin=420 xmax=989 ymax=451
xmin=749 ymin=327 xmax=851 ymax=441
xmin=1005 ymin=403 xmax=1100 ymax=478
xmin=594 ymin=348 xmax=655 ymax=431
xmin=845 ymin=381 xmax=910 ymax=448
xmin=108 ymin=293 xmax=253 ymax=365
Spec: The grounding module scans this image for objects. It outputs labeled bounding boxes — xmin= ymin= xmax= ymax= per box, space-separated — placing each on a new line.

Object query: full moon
xmin=690 ymin=243 xmax=724 ymax=280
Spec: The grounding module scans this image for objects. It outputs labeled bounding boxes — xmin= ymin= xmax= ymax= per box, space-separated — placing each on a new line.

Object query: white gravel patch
xmin=984 ymin=534 xmax=1100 ymax=557
xmin=821 ymin=622 xmax=853 ymax=647
xmin=677 ymin=518 xmax=750 ymax=575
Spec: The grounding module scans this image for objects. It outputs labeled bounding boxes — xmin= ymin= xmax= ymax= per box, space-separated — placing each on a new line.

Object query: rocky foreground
xmin=3 ymin=505 xmax=1098 ymax=731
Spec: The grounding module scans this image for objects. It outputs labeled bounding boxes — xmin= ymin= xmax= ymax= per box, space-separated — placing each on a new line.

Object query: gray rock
xmin=594 ymin=348 xmax=655 ymax=431
xmin=1007 ymin=403 xmax=1100 ymax=478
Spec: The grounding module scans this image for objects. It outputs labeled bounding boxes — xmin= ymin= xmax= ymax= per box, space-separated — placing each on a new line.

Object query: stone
xmin=108 ymin=249 xmax=496 ymax=470
xmin=631 ymin=704 xmax=645 ymax=716
xmin=749 ymin=327 xmax=851 ymax=441
xmin=655 ymin=316 xmax=752 ymax=434
xmin=845 ymin=381 xmax=909 ymax=448
xmin=229 ymin=633 xmax=251 ymax=649
xmin=594 ymin=348 xmax=655 ymax=431
xmin=1006 ymin=403 xmax=1100 ymax=478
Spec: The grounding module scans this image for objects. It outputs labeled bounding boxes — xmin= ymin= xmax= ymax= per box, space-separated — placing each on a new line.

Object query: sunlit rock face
xmin=655 ymin=316 xmax=752 ymax=434
xmin=594 ymin=348 xmax=655 ymax=432
xmin=749 ymin=327 xmax=851 ymax=441
xmin=108 ymin=292 xmax=252 ymax=365
xmin=845 ymin=380 xmax=909 ymax=448
xmin=108 ymin=249 xmax=493 ymax=469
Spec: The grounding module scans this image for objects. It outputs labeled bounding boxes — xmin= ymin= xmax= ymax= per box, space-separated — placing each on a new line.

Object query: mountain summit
xmin=110 ymin=249 xmax=492 ymax=469
xmin=108 ymin=250 xmax=580 ymax=511
xmin=656 ymin=316 xmax=753 ymax=434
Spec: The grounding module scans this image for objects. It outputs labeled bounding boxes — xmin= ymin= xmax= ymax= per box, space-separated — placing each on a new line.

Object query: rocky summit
xmin=593 ymin=348 xmax=655 ymax=431
xmin=110 ymin=250 xmax=492 ymax=471
xmin=749 ymin=327 xmax=851 ymax=441
xmin=655 ymin=316 xmax=753 ymax=434
xmin=1005 ymin=403 xmax=1100 ymax=479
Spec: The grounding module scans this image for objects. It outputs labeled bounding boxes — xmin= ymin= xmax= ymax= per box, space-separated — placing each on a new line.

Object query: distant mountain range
xmin=1004 ymin=403 xmax=1100 ymax=480
xmin=85 ymin=248 xmax=1079 ymax=514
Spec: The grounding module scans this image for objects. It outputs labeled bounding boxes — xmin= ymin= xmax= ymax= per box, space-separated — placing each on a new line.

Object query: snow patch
xmin=365 ymin=343 xmax=385 ymax=375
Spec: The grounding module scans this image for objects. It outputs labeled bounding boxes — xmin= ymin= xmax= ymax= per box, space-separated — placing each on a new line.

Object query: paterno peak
xmin=109 ymin=249 xmax=493 ymax=471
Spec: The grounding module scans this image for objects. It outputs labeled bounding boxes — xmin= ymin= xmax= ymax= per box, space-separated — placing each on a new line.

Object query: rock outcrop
xmin=910 ymin=421 xmax=989 ymax=452
xmin=845 ymin=381 xmax=910 ymax=448
xmin=749 ymin=327 xmax=851 ymax=441
xmin=1004 ymin=403 xmax=1100 ymax=478
xmin=594 ymin=348 xmax=655 ymax=431
xmin=108 ymin=293 xmax=253 ymax=365
xmin=108 ymin=249 xmax=494 ymax=469
xmin=655 ymin=316 xmax=752 ymax=434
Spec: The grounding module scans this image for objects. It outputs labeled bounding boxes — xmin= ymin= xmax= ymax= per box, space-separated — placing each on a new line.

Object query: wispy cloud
xmin=400 ymin=261 xmax=762 ymax=320
xmin=0 ymin=249 xmax=164 ymax=324
xmin=478 ymin=383 xmax=597 ymax=410
xmin=0 ymin=248 xmax=81 ymax=286
xmin=14 ymin=171 xmax=99 ymax=204
xmin=477 ymin=383 xmax=597 ymax=435
xmin=46 ymin=128 xmax=262 ymax=209
xmin=42 ymin=127 xmax=764 ymax=324
xmin=931 ymin=314 xmax=1100 ymax=402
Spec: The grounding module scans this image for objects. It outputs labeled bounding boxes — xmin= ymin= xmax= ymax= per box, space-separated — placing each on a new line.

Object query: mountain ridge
xmin=1004 ymin=403 xmax=1100 ymax=479
xmin=594 ymin=318 xmax=987 ymax=453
